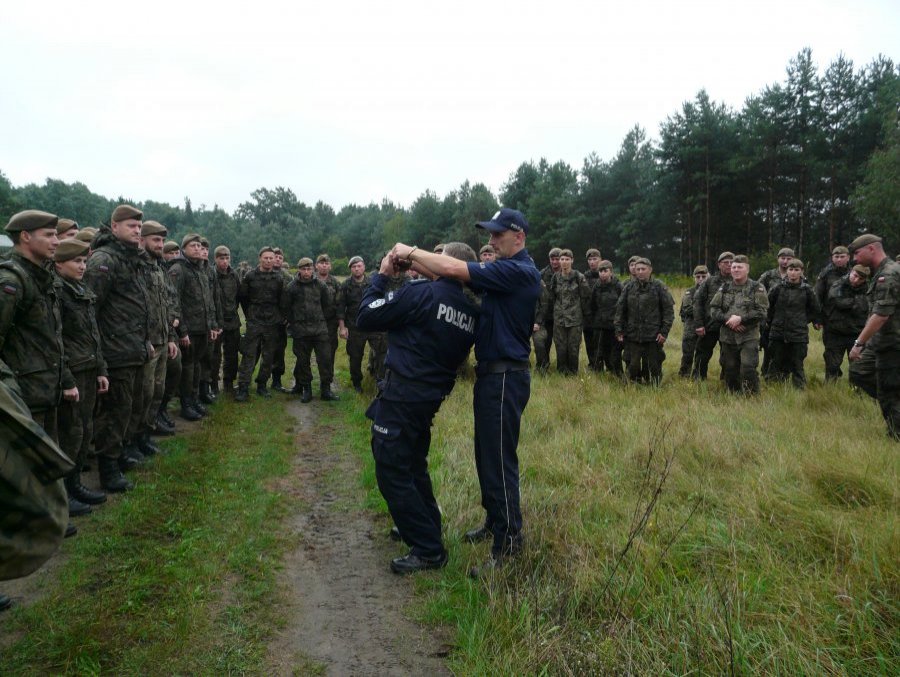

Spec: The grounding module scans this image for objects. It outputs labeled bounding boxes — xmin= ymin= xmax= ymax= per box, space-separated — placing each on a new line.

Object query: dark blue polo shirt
xmin=466 ymin=248 xmax=541 ymax=362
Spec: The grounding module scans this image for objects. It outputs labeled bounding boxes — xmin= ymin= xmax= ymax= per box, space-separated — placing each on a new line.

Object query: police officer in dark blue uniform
xmin=392 ymin=208 xmax=541 ymax=577
xmin=357 ymin=243 xmax=479 ymax=574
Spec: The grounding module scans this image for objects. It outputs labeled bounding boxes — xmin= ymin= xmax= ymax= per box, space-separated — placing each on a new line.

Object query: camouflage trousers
xmin=346 ymin=329 xmax=386 ymax=387
xmin=823 ymin=330 xmax=855 ymax=382
xmin=624 ymin=341 xmax=664 ymax=385
xmin=271 ymin=325 xmax=288 ymax=381
xmin=692 ymin=331 xmax=722 ymax=380
xmin=238 ymin=324 xmax=281 ymax=387
xmin=180 ymin=333 xmax=209 ymax=400
xmin=721 ymin=341 xmax=760 ymax=394
xmin=95 ymin=365 xmax=145 ymax=459
xmin=532 ymin=321 xmax=553 ymax=372
xmin=768 ymin=340 xmax=808 ymax=389
xmin=553 ymin=324 xmax=582 ymax=375
xmin=143 ymin=344 xmax=168 ymax=430
xmin=212 ymin=327 xmax=241 ymax=384
xmin=593 ymin=328 xmax=622 ymax=375
xmin=57 ymin=368 xmax=98 ymax=467
xmin=849 ymin=347 xmax=900 ymax=441
xmin=584 ymin=327 xmax=600 ymax=370
xmin=679 ymin=332 xmax=698 ymax=377
xmin=163 ymin=348 xmax=182 ymax=402
xmin=292 ymin=334 xmax=333 ymax=388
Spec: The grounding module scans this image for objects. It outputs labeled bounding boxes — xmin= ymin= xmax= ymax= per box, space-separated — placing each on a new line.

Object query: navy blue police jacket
xmin=465 ymin=249 xmax=541 ymax=363
xmin=356 ymin=274 xmax=478 ymax=401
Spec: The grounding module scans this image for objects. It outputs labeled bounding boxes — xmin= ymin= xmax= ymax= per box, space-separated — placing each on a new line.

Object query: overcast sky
xmin=2 ymin=0 xmax=897 ymax=213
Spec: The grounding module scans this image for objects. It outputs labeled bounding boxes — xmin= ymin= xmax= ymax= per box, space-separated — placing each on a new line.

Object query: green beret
xmin=787 ymin=258 xmax=804 ymax=269
xmin=848 ymin=234 xmax=882 ymax=252
xmin=56 ymin=218 xmax=78 ymax=236
xmin=348 ymin=256 xmax=363 ymax=267
xmin=548 ymin=248 xmax=562 ymax=257
xmin=316 ymin=253 xmax=330 ymax=263
xmin=53 ymin=238 xmax=90 ymax=262
xmin=635 ymin=257 xmax=652 ymax=267
xmin=732 ymin=254 xmax=750 ymax=264
xmin=852 ymin=264 xmax=870 ymax=279
xmin=693 ymin=265 xmax=709 ymax=275
xmin=598 ymin=260 xmax=613 ymax=271
xmin=586 ymin=248 xmax=601 ymax=258
xmin=5 ymin=209 xmax=58 ymax=233
xmin=559 ymin=249 xmax=573 ymax=258
xmin=141 ymin=220 xmax=168 ymax=237
xmin=717 ymin=251 xmax=735 ymax=263
xmin=74 ymin=227 xmax=97 ymax=243
xmin=111 ymin=204 xmax=142 ymax=223
xmin=297 ymin=257 xmax=313 ymax=268
xmin=433 ymin=244 xmax=445 ymax=253
xmin=831 ymin=245 xmax=849 ymax=255
xmin=777 ymin=247 xmax=795 ymax=258
xmin=258 ymin=246 xmax=275 ymax=257
xmin=163 ymin=241 xmax=180 ymax=253
xmin=181 ymin=233 xmax=203 ymax=249
xmin=214 ymin=245 xmax=230 ymax=257
xmin=479 ymin=245 xmax=495 ymax=254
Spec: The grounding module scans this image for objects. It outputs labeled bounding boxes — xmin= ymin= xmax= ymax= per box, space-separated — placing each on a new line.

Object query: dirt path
xmin=265 ymin=400 xmax=453 ymax=676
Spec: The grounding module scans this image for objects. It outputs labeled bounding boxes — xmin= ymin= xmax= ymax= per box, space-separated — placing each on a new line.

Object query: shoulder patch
xmin=98 ymin=265 xmax=110 ymax=273
xmin=877 ymin=276 xmax=885 ymax=283
xmin=3 ymin=283 xmax=17 ymax=295
xmin=479 ymin=262 xmax=486 ymax=268
xmin=367 ymin=298 xmax=386 ymax=309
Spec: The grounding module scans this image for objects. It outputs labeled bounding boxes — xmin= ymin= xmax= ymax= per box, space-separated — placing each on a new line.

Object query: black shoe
xmin=256 ymin=385 xmax=272 ymax=399
xmin=389 ymin=526 xmax=402 ymax=542
xmin=136 ymin=432 xmax=161 ymax=457
xmin=65 ymin=523 xmax=78 ymax=538
xmin=154 ymin=413 xmax=176 ymax=436
xmin=0 ymin=594 xmax=11 ymax=612
xmin=68 ymin=496 xmax=92 ymax=517
xmin=321 ymin=386 xmax=339 ymax=401
xmin=99 ymin=457 xmax=134 ymax=492
xmin=390 ymin=550 xmax=448 ymax=575
xmin=118 ymin=447 xmax=145 ymax=472
xmin=299 ymin=384 xmax=313 ymax=403
xmin=158 ymin=406 xmax=177 ymax=429
xmin=191 ymin=397 xmax=209 ymax=416
xmin=180 ymin=399 xmax=202 ymax=421
xmin=71 ymin=481 xmax=107 ymax=506
xmin=464 ymin=525 xmax=492 ymax=543
xmin=234 ymin=385 xmax=249 ymax=402
xmin=199 ymin=382 xmax=216 ymax=404
xmin=271 ymin=377 xmax=290 ymax=394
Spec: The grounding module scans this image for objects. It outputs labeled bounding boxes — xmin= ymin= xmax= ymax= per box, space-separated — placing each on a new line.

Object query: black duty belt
xmin=476 ymin=360 xmax=530 ymax=375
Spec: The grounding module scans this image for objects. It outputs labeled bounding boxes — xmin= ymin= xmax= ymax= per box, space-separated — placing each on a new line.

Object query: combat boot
xmin=271 ymin=376 xmax=289 ymax=394
xmin=234 ymin=384 xmax=249 ymax=402
xmin=321 ymin=384 xmax=339 ymax=401
xmin=222 ymin=379 xmax=234 ymax=396
xmin=210 ymin=381 xmax=220 ymax=398
xmin=180 ymin=397 xmax=202 ymax=421
xmin=136 ymin=432 xmax=161 ymax=457
xmin=154 ymin=411 xmax=176 ymax=436
xmin=199 ymin=381 xmax=216 ymax=404
xmin=300 ymin=384 xmax=313 ymax=403
xmin=64 ymin=476 xmax=92 ymax=516
xmin=256 ymin=384 xmax=272 ymax=399
xmin=99 ymin=456 xmax=134 ymax=493
xmin=190 ymin=396 xmax=209 ymax=417
xmin=158 ymin=401 xmax=177 ymax=429
xmin=66 ymin=470 xmax=106 ymax=506
xmin=119 ymin=443 xmax=145 ymax=472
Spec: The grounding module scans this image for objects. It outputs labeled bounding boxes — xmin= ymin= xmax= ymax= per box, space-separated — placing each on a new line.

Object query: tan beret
xmin=141 ymin=220 xmax=168 ymax=237
xmin=163 ymin=241 xmax=180 ymax=253
xmin=53 ymin=238 xmax=90 ymax=262
xmin=732 ymin=254 xmax=750 ymax=264
xmin=586 ymin=248 xmax=601 ymax=258
xmin=214 ymin=245 xmax=230 ymax=257
xmin=598 ymin=260 xmax=613 ymax=271
xmin=74 ymin=227 xmax=97 ymax=244
xmin=548 ymin=248 xmax=562 ymax=257
xmin=297 ymin=257 xmax=313 ymax=268
xmin=832 ymin=245 xmax=849 ymax=255
xmin=693 ymin=265 xmax=709 ymax=275
xmin=479 ymin=245 xmax=495 ymax=254
xmin=717 ymin=251 xmax=735 ymax=263
xmin=56 ymin=218 xmax=78 ymax=235
xmin=5 ymin=209 xmax=58 ymax=233
xmin=348 ymin=255 xmax=363 ymax=267
xmin=852 ymin=264 xmax=870 ymax=279
xmin=316 ymin=253 xmax=330 ymax=263
xmin=559 ymin=249 xmax=574 ymax=258
xmin=848 ymin=234 xmax=882 ymax=252
xmin=258 ymin=246 xmax=275 ymax=257
xmin=787 ymin=258 xmax=804 ymax=269
xmin=111 ymin=204 xmax=142 ymax=223
xmin=181 ymin=233 xmax=202 ymax=249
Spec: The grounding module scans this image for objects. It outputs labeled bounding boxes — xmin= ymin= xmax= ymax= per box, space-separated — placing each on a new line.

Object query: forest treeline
xmin=1 ymin=48 xmax=897 ymax=273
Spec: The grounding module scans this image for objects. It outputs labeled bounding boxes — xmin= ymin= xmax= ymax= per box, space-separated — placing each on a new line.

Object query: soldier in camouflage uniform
xmin=766 ymin=259 xmax=822 ymax=388
xmin=479 ymin=244 xmax=496 ymax=263
xmin=758 ymin=247 xmax=795 ymax=377
xmin=710 ymin=255 xmax=769 ymax=394
xmin=282 ymin=258 xmax=339 ymax=402
xmin=823 ymin=264 xmax=870 ymax=382
xmin=84 ymin=205 xmax=151 ymax=492
xmin=269 ymin=247 xmax=293 ymax=392
xmin=160 ymin=242 xmax=187 ymax=424
xmin=235 ymin=247 xmax=285 ymax=402
xmin=848 ymin=234 xmax=900 ymax=440
xmin=582 ymin=248 xmax=602 ymax=370
xmin=692 ymin=251 xmax=734 ymax=380
xmin=338 ymin=256 xmax=386 ymax=392
xmin=588 ymin=260 xmax=623 ymax=375
xmin=199 ymin=237 xmax=223 ymax=402
xmin=679 ymin=265 xmax=708 ymax=377
xmin=614 ymin=258 xmax=674 ymax=385
xmin=54 ymin=238 xmax=109 ymax=512
xmin=56 ymin=218 xmax=79 ymax=240
xmin=162 ymin=241 xmax=180 ymax=261
xmin=532 ymin=247 xmax=561 ymax=372
xmin=815 ymin=246 xmax=852 ymax=381
xmin=545 ymin=249 xmax=590 ymax=375
xmin=315 ymin=253 xmax=342 ymax=373
xmin=213 ymin=246 xmax=241 ymax=394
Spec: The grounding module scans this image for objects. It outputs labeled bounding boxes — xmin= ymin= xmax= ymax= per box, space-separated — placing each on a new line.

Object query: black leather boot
xmin=191 ymin=396 xmax=209 ymax=417
xmin=321 ymin=384 xmax=339 ymax=401
xmin=234 ymin=384 xmax=249 ymax=402
xmin=67 ymin=469 xmax=106 ymax=505
xmin=271 ymin=376 xmax=289 ymax=393
xmin=199 ymin=381 xmax=216 ymax=404
xmin=158 ymin=401 xmax=177 ymax=429
xmin=136 ymin=432 xmax=161 ymax=457
xmin=119 ymin=443 xmax=145 ymax=472
xmin=64 ymin=476 xmax=92 ymax=516
xmin=300 ymin=384 xmax=313 ymax=403
xmin=154 ymin=411 xmax=176 ymax=436
xmin=256 ymin=384 xmax=272 ymax=399
xmin=180 ymin=397 xmax=202 ymax=421
xmin=99 ymin=456 xmax=134 ymax=492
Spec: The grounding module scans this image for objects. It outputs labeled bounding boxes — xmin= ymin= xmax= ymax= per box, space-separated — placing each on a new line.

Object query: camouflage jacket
xmin=0 ymin=252 xmax=71 ymax=412
xmin=316 ymin=274 xmax=341 ymax=322
xmin=216 ymin=265 xmax=242 ymax=331
xmin=547 ymin=270 xmax=591 ymax=327
xmin=167 ymin=256 xmax=215 ymax=335
xmin=142 ymin=253 xmax=175 ymax=345
xmin=866 ymin=257 xmax=900 ymax=352
xmin=825 ymin=275 xmax=868 ymax=336
xmin=57 ymin=275 xmax=107 ymax=377
xmin=815 ymin=262 xmax=849 ymax=317
xmin=679 ymin=283 xmax=702 ymax=332
xmin=205 ymin=261 xmax=224 ymax=329
xmin=710 ymin=279 xmax=769 ymax=345
xmin=589 ymin=278 xmax=622 ymax=330
xmin=239 ymin=268 xmax=284 ymax=327
xmin=758 ymin=268 xmax=786 ymax=293
xmin=614 ymin=278 xmax=675 ymax=342
xmin=767 ymin=281 xmax=821 ymax=343
xmin=693 ymin=272 xmax=731 ymax=332
xmin=85 ymin=230 xmax=151 ymax=369
xmin=281 ymin=276 xmax=332 ymax=338
xmin=338 ymin=274 xmax=372 ymax=331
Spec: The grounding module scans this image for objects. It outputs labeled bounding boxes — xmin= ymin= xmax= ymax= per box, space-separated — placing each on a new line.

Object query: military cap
xmin=214 ymin=245 xmax=230 ymax=257
xmin=598 ymin=259 xmax=613 ymax=271
xmin=53 ymin=238 xmax=90 ymax=262
xmin=272 ymin=246 xmax=284 ymax=256
xmin=74 ymin=227 xmax=97 ymax=243
xmin=433 ymin=244 xmax=445 ymax=254
xmin=693 ymin=265 xmax=709 ymax=275
xmin=140 ymin=220 xmax=168 ymax=237
xmin=832 ymin=245 xmax=849 ymax=255
xmin=852 ymin=264 xmax=871 ymax=279
xmin=548 ymin=248 xmax=562 ymax=257
xmin=316 ymin=253 xmax=330 ymax=263
xmin=786 ymin=258 xmax=804 ymax=269
xmin=258 ymin=246 xmax=275 ymax=256
xmin=717 ymin=251 xmax=735 ymax=262
xmin=163 ymin=240 xmax=180 ymax=254
xmin=559 ymin=248 xmax=574 ymax=258
xmin=479 ymin=244 xmax=495 ymax=255
xmin=297 ymin=257 xmax=313 ymax=268
xmin=181 ymin=233 xmax=202 ymax=249
xmin=348 ymin=255 xmax=364 ymax=267
xmin=628 ymin=255 xmax=640 ymax=265
xmin=199 ymin=237 xmax=210 ymax=248
xmin=776 ymin=247 xmax=795 ymax=257
xmin=586 ymin=248 xmax=601 ymax=258
xmin=5 ymin=209 xmax=58 ymax=233
xmin=111 ymin=204 xmax=142 ymax=223
xmin=848 ymin=233 xmax=882 ymax=252
xmin=635 ymin=257 xmax=652 ymax=267
xmin=732 ymin=254 xmax=750 ymax=264
xmin=56 ymin=218 xmax=78 ymax=235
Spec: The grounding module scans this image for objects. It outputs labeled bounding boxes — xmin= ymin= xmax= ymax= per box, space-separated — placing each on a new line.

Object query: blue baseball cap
xmin=475 ymin=208 xmax=529 ymax=234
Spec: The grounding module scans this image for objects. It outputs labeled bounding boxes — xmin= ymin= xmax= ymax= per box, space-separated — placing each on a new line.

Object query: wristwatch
xmin=853 ymin=339 xmax=866 ymax=348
